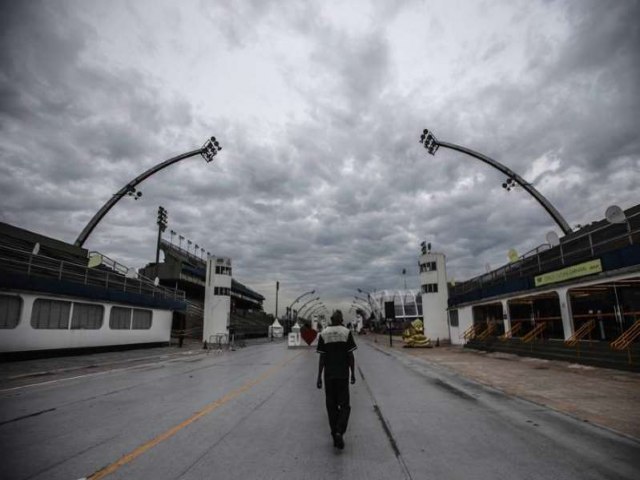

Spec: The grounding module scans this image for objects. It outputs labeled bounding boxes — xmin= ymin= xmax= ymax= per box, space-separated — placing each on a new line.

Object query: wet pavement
xmin=0 ymin=338 xmax=638 ymax=479
xmin=366 ymin=333 xmax=640 ymax=440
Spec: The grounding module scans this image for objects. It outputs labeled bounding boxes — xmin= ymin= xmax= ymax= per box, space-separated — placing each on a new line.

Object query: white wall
xmin=0 ymin=292 xmax=172 ymax=352
xmin=203 ymin=256 xmax=232 ymax=344
xmin=449 ymin=305 xmax=474 ymax=345
xmin=419 ymin=252 xmax=450 ymax=341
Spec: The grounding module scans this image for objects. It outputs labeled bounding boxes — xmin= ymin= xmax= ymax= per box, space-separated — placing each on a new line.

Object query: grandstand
xmin=0 ymin=222 xmax=185 ymax=355
xmin=140 ymin=239 xmax=272 ymax=339
xmin=447 ymin=204 xmax=640 ymax=370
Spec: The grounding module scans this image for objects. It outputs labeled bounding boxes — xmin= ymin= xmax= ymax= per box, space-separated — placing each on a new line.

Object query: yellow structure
xmin=402 ymin=319 xmax=432 ymax=348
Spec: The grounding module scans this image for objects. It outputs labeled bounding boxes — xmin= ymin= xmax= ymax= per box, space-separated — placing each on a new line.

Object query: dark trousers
xmin=324 ymin=378 xmax=351 ymax=435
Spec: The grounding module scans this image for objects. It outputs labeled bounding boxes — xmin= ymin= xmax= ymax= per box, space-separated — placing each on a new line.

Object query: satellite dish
xmin=87 ymin=253 xmax=103 ymax=268
xmin=32 ymin=242 xmax=40 ymax=255
xmin=507 ymin=249 xmax=519 ymax=263
xmin=546 ymin=231 xmax=560 ymax=247
xmin=605 ymin=205 xmax=626 ymax=224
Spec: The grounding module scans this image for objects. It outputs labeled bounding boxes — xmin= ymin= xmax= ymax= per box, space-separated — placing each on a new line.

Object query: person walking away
xmin=316 ymin=310 xmax=357 ymax=449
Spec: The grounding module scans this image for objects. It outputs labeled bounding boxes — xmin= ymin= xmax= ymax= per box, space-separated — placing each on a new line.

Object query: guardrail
xmin=0 ymin=244 xmax=185 ymax=301
xmin=450 ymin=211 xmax=639 ymax=299
xmin=564 ymin=319 xmax=596 ymax=347
xmin=477 ymin=323 xmax=497 ymax=341
xmin=462 ymin=324 xmax=482 ymax=342
xmin=499 ymin=322 xmax=522 ymax=341
xmin=522 ymin=323 xmax=547 ymax=343
xmin=611 ymin=319 xmax=640 ymax=351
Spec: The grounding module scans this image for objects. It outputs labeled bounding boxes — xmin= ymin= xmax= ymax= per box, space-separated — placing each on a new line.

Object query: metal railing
xmin=477 ymin=322 xmax=497 ymax=341
xmin=161 ymin=238 xmax=208 ymax=267
xmin=0 ymin=244 xmax=185 ymax=301
xmin=499 ymin=322 xmax=522 ymax=341
xmin=564 ymin=319 xmax=596 ymax=347
xmin=610 ymin=319 xmax=640 ymax=351
xmin=522 ymin=323 xmax=547 ymax=343
xmin=451 ymin=211 xmax=639 ymax=299
xmin=462 ymin=324 xmax=482 ymax=341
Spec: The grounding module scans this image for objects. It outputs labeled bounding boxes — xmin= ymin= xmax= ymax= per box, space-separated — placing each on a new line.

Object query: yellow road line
xmin=87 ymin=351 xmax=303 ymax=480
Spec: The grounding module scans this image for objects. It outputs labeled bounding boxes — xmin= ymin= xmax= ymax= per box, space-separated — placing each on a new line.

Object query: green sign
xmin=534 ymin=259 xmax=602 ymax=287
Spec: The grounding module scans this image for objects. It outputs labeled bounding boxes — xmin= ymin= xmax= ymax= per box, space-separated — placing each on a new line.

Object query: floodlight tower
xmin=298 ymin=297 xmax=321 ymax=318
xmin=419 ymin=129 xmax=571 ymax=235
xmin=75 ymin=136 xmax=222 ymax=247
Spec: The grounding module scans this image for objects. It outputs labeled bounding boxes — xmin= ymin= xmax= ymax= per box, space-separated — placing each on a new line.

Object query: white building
xmin=369 ymin=289 xmax=422 ymax=324
xmin=203 ymin=256 xmax=232 ymax=344
xmin=419 ymin=251 xmax=450 ymax=342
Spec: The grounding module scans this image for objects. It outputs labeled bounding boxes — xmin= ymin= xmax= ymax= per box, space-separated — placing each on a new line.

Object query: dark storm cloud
xmin=0 ymin=1 xmax=196 ymax=243
xmin=1 ymin=0 xmax=638 ymax=315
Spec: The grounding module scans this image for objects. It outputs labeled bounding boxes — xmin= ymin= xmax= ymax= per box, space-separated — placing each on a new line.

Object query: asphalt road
xmin=0 ymin=341 xmax=638 ymax=480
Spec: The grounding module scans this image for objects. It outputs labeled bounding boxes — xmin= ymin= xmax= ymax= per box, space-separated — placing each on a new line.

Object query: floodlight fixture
xmin=502 ymin=177 xmax=517 ymax=191
xmin=75 ymin=135 xmax=223 ymax=247
xmin=289 ymin=289 xmax=315 ymax=309
xmin=201 ymin=136 xmax=223 ymax=163
xmin=418 ymin=127 xmax=571 ymax=235
xmin=419 ymin=129 xmax=440 ymax=155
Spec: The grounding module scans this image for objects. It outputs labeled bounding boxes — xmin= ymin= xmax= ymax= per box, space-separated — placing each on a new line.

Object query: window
xmin=31 ymin=299 xmax=71 ymax=329
xmin=109 ymin=307 xmax=152 ymax=330
xmin=419 ymin=261 xmax=437 ymax=273
xmin=421 ymin=283 xmax=439 ymax=294
xmin=132 ymin=309 xmax=152 ymax=329
xmin=71 ymin=303 xmax=104 ymax=330
xmin=449 ymin=309 xmax=459 ymax=327
xmin=215 ymin=266 xmax=232 ymax=276
xmin=0 ymin=295 xmax=22 ymax=329
xmin=110 ymin=307 xmax=131 ymax=329
xmin=214 ymin=287 xmax=231 ymax=296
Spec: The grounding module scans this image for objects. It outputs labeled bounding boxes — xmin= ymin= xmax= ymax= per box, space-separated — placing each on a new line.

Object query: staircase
xmin=565 ymin=320 xmax=596 ymax=347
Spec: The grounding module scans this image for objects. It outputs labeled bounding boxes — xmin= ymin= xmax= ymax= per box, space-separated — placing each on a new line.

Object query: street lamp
xmin=352 ymin=299 xmax=371 ymax=312
xmin=357 ymin=288 xmax=381 ymax=319
xmin=419 ymin=128 xmax=571 ymax=235
xmin=307 ymin=300 xmax=324 ymax=313
xmin=306 ymin=304 xmax=325 ymax=319
xmin=298 ymin=297 xmax=321 ymax=318
xmin=154 ymin=206 xmax=168 ymax=277
xmin=354 ymin=294 xmax=369 ymax=304
xmin=74 ymin=136 xmax=222 ymax=247
xmin=286 ymin=289 xmax=315 ymax=333
xmin=288 ymin=290 xmax=316 ymax=311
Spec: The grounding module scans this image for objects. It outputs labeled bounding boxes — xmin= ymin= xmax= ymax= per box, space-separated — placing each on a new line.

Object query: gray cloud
xmin=1 ymin=0 xmax=638 ymax=316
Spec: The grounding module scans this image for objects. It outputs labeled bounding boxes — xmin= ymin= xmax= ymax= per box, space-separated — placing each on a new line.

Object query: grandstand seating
xmin=230 ymin=310 xmax=272 ymax=338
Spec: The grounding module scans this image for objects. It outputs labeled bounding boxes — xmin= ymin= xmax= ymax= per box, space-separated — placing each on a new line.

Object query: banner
xmin=534 ymin=259 xmax=602 ymax=287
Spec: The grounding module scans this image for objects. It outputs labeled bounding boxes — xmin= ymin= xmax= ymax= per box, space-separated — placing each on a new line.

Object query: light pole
xmin=303 ymin=302 xmax=323 ymax=316
xmin=419 ymin=128 xmax=571 ymax=235
xmin=75 ymin=136 xmax=222 ymax=247
xmin=351 ymin=303 xmax=371 ymax=319
xmin=155 ymin=206 xmax=167 ymax=278
xmin=285 ymin=289 xmax=315 ymax=334
xmin=298 ymin=297 xmax=321 ymax=318
xmin=352 ymin=300 xmax=372 ymax=317
xmin=357 ymin=288 xmax=380 ymax=319
xmin=306 ymin=304 xmax=325 ymax=319
xmin=353 ymin=298 xmax=371 ymax=312
xmin=356 ymin=290 xmax=381 ymax=324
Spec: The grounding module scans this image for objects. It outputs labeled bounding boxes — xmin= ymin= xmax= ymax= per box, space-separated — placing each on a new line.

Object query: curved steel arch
xmin=74 ymin=137 xmax=221 ymax=247
xmin=420 ymin=130 xmax=571 ymax=235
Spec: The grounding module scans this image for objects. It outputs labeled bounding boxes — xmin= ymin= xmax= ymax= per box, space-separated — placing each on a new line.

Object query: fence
xmin=0 ymin=244 xmax=185 ymax=302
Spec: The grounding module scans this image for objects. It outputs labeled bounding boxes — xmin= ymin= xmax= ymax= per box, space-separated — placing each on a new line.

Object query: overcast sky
xmin=1 ymin=0 xmax=639 ymax=317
